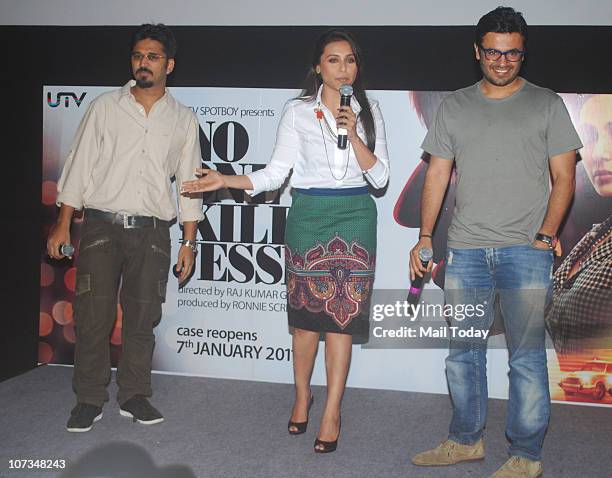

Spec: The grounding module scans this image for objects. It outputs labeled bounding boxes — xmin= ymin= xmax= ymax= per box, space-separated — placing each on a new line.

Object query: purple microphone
xmin=407 ymin=247 xmax=433 ymax=305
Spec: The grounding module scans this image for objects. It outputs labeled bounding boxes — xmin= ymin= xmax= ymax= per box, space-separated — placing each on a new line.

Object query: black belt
xmin=85 ymin=209 xmax=169 ymax=229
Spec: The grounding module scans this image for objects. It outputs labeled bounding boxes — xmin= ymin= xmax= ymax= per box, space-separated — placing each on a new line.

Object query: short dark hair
xmin=131 ymin=23 xmax=177 ymax=58
xmin=475 ymin=6 xmax=528 ymax=48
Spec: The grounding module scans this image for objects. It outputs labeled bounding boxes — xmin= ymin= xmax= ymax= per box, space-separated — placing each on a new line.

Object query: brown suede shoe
xmin=412 ymin=438 xmax=485 ymax=466
xmin=490 ymin=456 xmax=543 ymax=478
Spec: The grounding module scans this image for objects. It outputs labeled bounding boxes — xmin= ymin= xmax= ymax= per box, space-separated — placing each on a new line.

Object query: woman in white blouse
xmin=182 ymin=29 xmax=389 ymax=453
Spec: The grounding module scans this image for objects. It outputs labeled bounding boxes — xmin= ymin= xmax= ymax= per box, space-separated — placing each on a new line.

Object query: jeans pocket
xmin=446 ymin=249 xmax=454 ymax=265
xmin=528 ymin=243 xmax=553 ymax=253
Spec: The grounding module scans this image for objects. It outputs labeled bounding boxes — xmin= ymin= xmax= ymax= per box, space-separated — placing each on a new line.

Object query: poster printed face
xmin=578 ymin=95 xmax=612 ymax=197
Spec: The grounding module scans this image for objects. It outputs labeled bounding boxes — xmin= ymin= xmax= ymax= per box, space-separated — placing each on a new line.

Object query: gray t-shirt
xmin=422 ymin=79 xmax=582 ymax=248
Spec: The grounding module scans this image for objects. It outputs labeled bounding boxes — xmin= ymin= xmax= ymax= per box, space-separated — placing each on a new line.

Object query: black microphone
xmin=337 ymin=84 xmax=353 ymax=150
xmin=407 ymin=247 xmax=434 ymax=306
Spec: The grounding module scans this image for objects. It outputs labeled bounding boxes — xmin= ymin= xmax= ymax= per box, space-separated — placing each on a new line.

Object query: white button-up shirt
xmin=247 ymin=86 xmax=389 ymax=195
xmin=57 ymin=80 xmax=204 ymax=224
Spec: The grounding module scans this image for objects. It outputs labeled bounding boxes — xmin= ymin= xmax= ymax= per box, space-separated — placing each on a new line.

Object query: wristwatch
xmin=534 ymin=233 xmax=556 ymax=249
xmin=181 ymin=239 xmax=198 ymax=253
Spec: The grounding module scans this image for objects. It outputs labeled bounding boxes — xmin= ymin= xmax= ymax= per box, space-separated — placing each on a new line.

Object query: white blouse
xmin=246 ymin=86 xmax=390 ymax=196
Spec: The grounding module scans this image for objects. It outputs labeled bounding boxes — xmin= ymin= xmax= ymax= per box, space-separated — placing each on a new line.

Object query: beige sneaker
xmin=490 ymin=456 xmax=543 ymax=478
xmin=411 ymin=438 xmax=485 ymax=466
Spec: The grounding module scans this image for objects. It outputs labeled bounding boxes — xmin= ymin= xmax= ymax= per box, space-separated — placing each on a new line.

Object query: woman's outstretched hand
xmin=181 ymin=168 xmax=226 ymax=194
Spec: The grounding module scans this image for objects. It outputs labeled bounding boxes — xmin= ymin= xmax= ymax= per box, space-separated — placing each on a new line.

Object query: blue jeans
xmin=444 ymin=245 xmax=553 ymax=461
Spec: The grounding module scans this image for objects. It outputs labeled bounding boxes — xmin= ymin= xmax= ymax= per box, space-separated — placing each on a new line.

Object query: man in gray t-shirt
xmin=409 ymin=7 xmax=581 ymax=478
xmin=422 ymin=80 xmax=581 ymax=249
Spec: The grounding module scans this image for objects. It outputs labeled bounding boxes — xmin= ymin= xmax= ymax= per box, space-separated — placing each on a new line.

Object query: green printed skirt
xmin=285 ymin=187 xmax=376 ymax=337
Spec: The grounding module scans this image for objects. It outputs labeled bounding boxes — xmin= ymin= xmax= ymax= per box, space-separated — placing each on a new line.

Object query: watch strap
xmin=534 ymin=233 xmax=554 ymax=248
xmin=181 ymin=239 xmax=198 ymax=253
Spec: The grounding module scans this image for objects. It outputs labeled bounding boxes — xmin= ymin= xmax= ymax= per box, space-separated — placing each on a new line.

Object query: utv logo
xmin=47 ymin=92 xmax=87 ymax=108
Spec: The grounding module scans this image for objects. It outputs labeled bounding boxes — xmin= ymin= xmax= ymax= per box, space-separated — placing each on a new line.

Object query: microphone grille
xmin=60 ymin=244 xmax=75 ymax=256
xmin=339 ymin=84 xmax=353 ymax=96
xmin=418 ymin=247 xmax=433 ymax=262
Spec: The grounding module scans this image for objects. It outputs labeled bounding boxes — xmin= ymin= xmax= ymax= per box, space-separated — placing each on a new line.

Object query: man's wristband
xmin=419 ymin=233 xmax=432 ymax=239
xmin=181 ymin=239 xmax=198 ymax=253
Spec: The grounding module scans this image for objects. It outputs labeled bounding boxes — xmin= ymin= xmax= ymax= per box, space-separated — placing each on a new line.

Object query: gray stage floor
xmin=1 ymin=365 xmax=610 ymax=477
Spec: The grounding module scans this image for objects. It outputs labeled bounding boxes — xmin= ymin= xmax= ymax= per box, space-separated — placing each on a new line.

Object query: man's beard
xmin=135 ymin=77 xmax=154 ymax=88
xmin=135 ymin=69 xmax=154 ymax=88
xmin=480 ymin=61 xmax=520 ymax=87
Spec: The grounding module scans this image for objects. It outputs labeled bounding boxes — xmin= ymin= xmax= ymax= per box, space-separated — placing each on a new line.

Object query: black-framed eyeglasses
xmin=131 ymin=52 xmax=166 ymax=62
xmin=479 ymin=46 xmax=525 ymax=62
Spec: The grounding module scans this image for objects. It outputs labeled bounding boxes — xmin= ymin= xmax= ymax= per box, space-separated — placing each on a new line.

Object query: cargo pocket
xmin=73 ymin=273 xmax=92 ymax=325
xmin=150 ymin=242 xmax=170 ymax=304
xmin=158 ymin=278 xmax=168 ymax=303
xmin=75 ymin=274 xmax=92 ymax=296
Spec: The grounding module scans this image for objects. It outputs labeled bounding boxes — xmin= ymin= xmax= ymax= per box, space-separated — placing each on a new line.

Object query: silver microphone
xmin=60 ymin=243 xmax=75 ymax=257
xmin=338 ymin=84 xmax=353 ymax=150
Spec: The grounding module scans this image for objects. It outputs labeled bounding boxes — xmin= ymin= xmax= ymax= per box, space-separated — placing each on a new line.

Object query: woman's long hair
xmin=298 ymin=29 xmax=376 ymax=152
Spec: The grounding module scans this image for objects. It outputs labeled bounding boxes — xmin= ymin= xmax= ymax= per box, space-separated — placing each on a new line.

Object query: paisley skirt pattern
xmin=285 ymin=188 xmax=376 ymax=337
